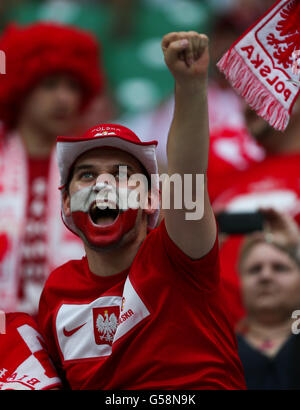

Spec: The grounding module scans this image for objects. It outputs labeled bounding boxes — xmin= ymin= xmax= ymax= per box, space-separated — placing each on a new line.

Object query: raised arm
xmin=161 ymin=31 xmax=216 ymax=259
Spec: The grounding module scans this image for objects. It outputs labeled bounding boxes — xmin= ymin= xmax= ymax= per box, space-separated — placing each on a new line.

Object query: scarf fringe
xmin=217 ymin=48 xmax=289 ymax=131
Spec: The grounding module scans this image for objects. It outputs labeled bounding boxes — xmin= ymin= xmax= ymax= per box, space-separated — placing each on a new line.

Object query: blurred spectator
xmin=213 ymin=102 xmax=300 ymax=213
xmin=206 ymin=0 xmax=300 ymax=328
xmin=109 ymin=0 xmax=137 ymax=38
xmin=0 ymin=22 xmax=108 ymax=316
xmin=236 ymin=209 xmax=300 ymax=389
xmin=229 ymin=0 xmax=276 ymax=31
xmin=213 ymin=102 xmax=300 ymax=327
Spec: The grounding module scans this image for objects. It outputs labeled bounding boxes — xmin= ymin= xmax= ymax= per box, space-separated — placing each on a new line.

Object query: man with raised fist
xmin=39 ymin=31 xmax=246 ymax=390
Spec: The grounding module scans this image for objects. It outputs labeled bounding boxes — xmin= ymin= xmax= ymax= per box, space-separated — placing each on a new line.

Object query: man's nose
xmin=93 ymin=181 xmax=108 ymax=193
xmin=93 ymin=176 xmax=115 ymax=193
xmin=259 ymin=265 xmax=273 ymax=281
xmin=56 ymin=85 xmax=75 ymax=104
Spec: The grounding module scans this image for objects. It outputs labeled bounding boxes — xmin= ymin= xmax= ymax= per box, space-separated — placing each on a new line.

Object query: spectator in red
xmin=0 ymin=22 xmax=106 ymax=315
xmin=236 ymin=209 xmax=300 ymax=389
xmin=206 ymin=13 xmax=266 ymax=202
xmin=0 ymin=312 xmax=61 ymax=390
xmin=213 ymin=103 xmax=300 ymax=328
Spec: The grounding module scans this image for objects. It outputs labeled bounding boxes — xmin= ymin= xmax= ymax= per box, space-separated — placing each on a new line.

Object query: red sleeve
xmin=0 ymin=313 xmax=62 ymax=390
xmin=38 ymin=287 xmax=62 ymax=373
xmin=158 ymin=219 xmax=220 ymax=292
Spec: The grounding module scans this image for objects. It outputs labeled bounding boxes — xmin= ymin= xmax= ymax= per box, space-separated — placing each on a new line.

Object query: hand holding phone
xmin=216 ymin=211 xmax=264 ymax=234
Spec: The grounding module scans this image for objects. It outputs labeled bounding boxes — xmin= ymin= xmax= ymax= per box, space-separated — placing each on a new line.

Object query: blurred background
xmin=0 ymin=0 xmax=274 ymax=135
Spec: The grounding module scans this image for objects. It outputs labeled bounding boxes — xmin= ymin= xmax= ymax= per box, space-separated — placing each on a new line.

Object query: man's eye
xmin=79 ymin=172 xmax=95 ymax=180
xmin=273 ymin=263 xmax=291 ymax=273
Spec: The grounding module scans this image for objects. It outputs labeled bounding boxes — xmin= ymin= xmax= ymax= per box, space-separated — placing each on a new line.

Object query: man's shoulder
xmin=45 ymin=257 xmax=86 ymax=289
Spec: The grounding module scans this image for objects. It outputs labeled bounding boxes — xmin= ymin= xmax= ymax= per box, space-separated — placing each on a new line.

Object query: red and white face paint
xmin=70 ymin=182 xmax=139 ymax=248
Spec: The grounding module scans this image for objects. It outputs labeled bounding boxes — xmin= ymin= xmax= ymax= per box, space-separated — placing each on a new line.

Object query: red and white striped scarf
xmin=0 ymin=133 xmax=84 ymax=312
xmin=218 ymin=0 xmax=300 ymax=131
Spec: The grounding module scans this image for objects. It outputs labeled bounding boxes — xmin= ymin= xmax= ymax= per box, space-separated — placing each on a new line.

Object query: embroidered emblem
xmin=93 ymin=306 xmax=120 ymax=346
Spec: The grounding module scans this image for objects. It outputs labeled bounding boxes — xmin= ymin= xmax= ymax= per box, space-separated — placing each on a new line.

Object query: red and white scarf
xmin=0 ymin=133 xmax=84 ymax=312
xmin=217 ymin=0 xmax=300 ymax=131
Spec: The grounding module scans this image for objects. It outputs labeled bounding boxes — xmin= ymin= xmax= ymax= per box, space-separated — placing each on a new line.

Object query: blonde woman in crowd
xmin=237 ymin=209 xmax=300 ymax=389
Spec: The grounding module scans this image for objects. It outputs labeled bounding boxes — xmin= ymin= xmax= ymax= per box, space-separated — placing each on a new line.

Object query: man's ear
xmin=62 ymin=190 xmax=71 ymax=217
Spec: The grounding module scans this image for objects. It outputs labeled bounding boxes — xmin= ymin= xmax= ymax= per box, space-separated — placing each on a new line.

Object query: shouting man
xmin=39 ymin=31 xmax=246 ymax=389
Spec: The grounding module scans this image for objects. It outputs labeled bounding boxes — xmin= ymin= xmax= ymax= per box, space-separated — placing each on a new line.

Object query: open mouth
xmin=89 ymin=202 xmax=120 ymax=226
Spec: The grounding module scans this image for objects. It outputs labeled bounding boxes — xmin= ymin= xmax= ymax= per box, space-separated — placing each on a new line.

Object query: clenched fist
xmin=161 ymin=31 xmax=209 ymax=84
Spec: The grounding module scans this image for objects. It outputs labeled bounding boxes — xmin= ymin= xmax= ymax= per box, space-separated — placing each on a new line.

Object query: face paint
xmin=70 ymin=184 xmax=139 ymax=248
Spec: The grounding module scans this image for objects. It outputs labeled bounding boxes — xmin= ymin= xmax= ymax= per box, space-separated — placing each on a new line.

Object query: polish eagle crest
xmin=96 ymin=310 xmax=118 ymax=344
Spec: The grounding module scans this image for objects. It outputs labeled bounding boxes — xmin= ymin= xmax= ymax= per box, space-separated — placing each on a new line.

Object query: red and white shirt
xmin=39 ymin=220 xmax=246 ymax=390
xmin=0 ymin=312 xmax=61 ymax=390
